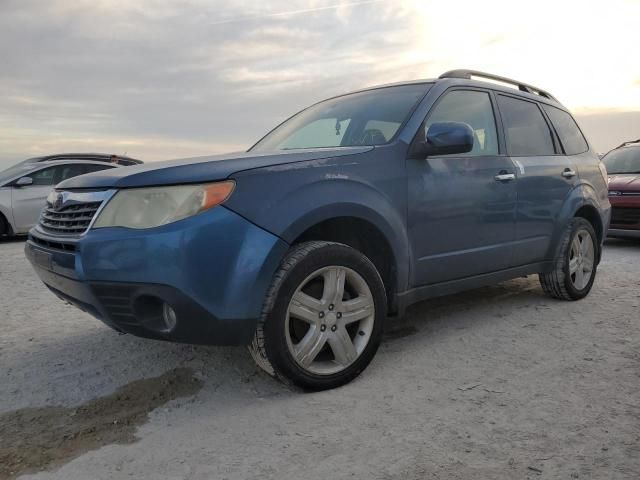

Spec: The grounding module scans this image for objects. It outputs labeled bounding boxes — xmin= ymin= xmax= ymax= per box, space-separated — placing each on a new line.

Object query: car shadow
xmin=604 ymin=237 xmax=640 ymax=249
xmin=383 ymin=276 xmax=545 ymax=348
xmin=0 ymin=235 xmax=26 ymax=244
xmin=0 ymin=274 xmax=573 ymax=477
xmin=3 ymin=275 xmax=548 ymax=411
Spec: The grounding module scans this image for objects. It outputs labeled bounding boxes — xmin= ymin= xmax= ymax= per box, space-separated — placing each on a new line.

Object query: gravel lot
xmin=1 ymin=238 xmax=639 ymax=479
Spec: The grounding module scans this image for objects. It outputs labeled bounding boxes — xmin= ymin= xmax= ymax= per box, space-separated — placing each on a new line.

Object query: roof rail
xmin=614 ymin=138 xmax=640 ymax=149
xmin=439 ymin=69 xmax=556 ymax=100
xmin=32 ymin=153 xmax=143 ymax=166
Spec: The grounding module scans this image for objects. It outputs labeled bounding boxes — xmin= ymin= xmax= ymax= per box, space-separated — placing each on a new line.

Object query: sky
xmin=1 ymin=0 xmax=639 ymax=169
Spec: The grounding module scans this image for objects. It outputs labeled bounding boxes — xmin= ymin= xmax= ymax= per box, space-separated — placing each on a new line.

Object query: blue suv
xmin=26 ymin=70 xmax=610 ymax=390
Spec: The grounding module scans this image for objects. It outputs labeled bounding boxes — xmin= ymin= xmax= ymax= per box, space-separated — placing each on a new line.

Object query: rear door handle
xmin=562 ymin=168 xmax=576 ymax=178
xmin=494 ymin=172 xmax=516 ymax=182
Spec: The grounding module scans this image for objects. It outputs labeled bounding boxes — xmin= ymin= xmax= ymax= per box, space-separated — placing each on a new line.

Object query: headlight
xmin=93 ymin=181 xmax=235 ymax=229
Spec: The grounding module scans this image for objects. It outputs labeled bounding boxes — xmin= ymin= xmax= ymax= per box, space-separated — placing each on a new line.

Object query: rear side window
xmin=542 ymin=105 xmax=588 ymax=155
xmin=498 ymin=95 xmax=555 ymax=156
xmin=54 ymin=164 xmax=86 ymax=184
xmin=82 ymin=164 xmax=115 ymax=174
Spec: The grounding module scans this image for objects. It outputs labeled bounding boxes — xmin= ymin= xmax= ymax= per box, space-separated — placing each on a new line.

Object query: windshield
xmin=0 ymin=161 xmax=37 ymax=186
xmin=602 ymin=147 xmax=640 ymax=174
xmin=250 ymin=84 xmax=431 ymax=153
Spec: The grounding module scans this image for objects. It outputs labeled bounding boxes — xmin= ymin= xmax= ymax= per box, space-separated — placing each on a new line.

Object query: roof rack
xmin=29 ymin=153 xmax=143 ymax=166
xmin=614 ymin=138 xmax=640 ymax=149
xmin=439 ymin=69 xmax=556 ymax=100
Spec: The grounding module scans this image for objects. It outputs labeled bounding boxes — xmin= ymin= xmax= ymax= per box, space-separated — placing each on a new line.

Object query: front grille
xmin=611 ymin=207 xmax=640 ymax=226
xmin=40 ymin=201 xmax=102 ymax=235
xmin=29 ymin=234 xmax=76 ymax=252
xmin=91 ymin=284 xmax=138 ymax=326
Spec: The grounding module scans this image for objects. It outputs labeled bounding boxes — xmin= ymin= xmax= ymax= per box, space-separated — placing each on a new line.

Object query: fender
xmin=226 ymin=157 xmax=411 ymax=292
xmin=280 ymin=198 xmax=409 ymax=291
xmin=546 ymin=182 xmax=608 ymax=261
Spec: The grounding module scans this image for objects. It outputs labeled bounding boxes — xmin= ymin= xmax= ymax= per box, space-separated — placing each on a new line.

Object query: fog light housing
xmin=133 ymin=295 xmax=178 ymax=334
xmin=162 ymin=303 xmax=178 ymax=332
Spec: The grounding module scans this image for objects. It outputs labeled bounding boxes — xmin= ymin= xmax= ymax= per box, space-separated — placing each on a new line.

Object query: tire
xmin=249 ymin=241 xmax=387 ymax=390
xmin=0 ymin=213 xmax=7 ymax=236
xmin=539 ymin=217 xmax=598 ymax=300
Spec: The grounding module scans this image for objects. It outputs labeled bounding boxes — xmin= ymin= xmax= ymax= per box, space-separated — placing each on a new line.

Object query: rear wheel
xmin=539 ymin=217 xmax=598 ymax=300
xmin=249 ymin=241 xmax=386 ymax=390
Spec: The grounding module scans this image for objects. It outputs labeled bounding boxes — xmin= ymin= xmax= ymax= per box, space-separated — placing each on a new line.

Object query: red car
xmin=602 ymin=140 xmax=640 ymax=238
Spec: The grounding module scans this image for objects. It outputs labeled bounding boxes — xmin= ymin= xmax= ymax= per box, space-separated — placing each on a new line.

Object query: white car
xmin=0 ymin=153 xmax=142 ymax=236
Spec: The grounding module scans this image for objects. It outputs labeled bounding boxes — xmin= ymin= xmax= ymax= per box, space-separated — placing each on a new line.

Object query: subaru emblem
xmin=53 ymin=193 xmax=64 ymax=210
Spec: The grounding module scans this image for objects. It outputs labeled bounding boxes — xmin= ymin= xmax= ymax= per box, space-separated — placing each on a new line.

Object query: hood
xmin=58 ymin=147 xmax=372 ymax=189
xmin=608 ymin=174 xmax=640 ymax=192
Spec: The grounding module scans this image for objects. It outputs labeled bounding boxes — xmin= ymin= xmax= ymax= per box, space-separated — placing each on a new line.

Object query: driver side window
xmin=29 ymin=166 xmax=58 ymax=186
xmin=424 ymin=90 xmax=499 ymax=156
xmin=29 ymin=164 xmax=87 ymax=186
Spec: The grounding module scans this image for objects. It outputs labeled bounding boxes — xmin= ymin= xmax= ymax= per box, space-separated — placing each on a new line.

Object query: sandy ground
xmin=0 ymin=237 xmax=639 ymax=479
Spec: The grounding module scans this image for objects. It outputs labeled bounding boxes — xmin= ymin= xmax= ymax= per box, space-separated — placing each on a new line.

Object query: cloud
xmin=0 ymin=0 xmax=639 ymax=165
xmin=0 ymin=0 xmax=419 ymax=165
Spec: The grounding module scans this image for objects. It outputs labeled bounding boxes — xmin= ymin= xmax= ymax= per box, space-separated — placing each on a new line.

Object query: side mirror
xmin=15 ymin=176 xmax=34 ymax=187
xmin=416 ymin=121 xmax=474 ymax=157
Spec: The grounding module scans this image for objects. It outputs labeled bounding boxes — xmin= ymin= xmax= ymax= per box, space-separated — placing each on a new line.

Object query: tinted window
xmin=29 ymin=166 xmax=58 ymax=186
xmin=251 ymin=84 xmax=430 ymax=152
xmin=543 ymin=105 xmax=588 ymax=155
xmin=602 ymin=147 xmax=640 ymax=174
xmin=425 ymin=90 xmax=498 ymax=156
xmin=54 ymin=164 xmax=86 ymax=184
xmin=498 ymin=95 xmax=555 ymax=156
xmin=82 ymin=164 xmax=115 ymax=174
xmin=29 ymin=164 xmax=86 ymax=186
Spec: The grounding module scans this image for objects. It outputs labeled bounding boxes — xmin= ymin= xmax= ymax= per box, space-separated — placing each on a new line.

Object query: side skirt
xmin=393 ymin=261 xmax=554 ymax=318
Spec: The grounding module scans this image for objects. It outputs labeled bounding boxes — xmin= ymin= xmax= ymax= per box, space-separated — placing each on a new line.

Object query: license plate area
xmin=32 ymin=248 xmax=53 ymax=271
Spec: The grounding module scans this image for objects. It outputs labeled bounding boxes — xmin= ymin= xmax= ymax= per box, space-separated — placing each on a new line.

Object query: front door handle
xmin=494 ymin=172 xmax=516 ymax=182
xmin=562 ymin=168 xmax=577 ymax=178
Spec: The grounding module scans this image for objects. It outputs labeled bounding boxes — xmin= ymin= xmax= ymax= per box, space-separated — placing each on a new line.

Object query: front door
xmin=12 ymin=163 xmax=86 ymax=232
xmin=407 ymin=88 xmax=517 ymax=286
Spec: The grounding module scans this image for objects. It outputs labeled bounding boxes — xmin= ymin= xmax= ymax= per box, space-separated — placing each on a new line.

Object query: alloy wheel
xmin=568 ymin=228 xmax=595 ymax=290
xmin=285 ymin=266 xmax=375 ymax=375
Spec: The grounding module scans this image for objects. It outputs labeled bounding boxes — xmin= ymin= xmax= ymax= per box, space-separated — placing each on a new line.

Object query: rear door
xmin=496 ymin=94 xmax=578 ymax=265
xmin=407 ymin=88 xmax=518 ymax=286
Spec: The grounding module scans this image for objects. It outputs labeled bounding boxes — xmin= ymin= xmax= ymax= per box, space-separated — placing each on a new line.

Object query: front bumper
xmin=607 ymin=196 xmax=640 ymax=238
xmin=25 ymin=206 xmax=289 ymax=345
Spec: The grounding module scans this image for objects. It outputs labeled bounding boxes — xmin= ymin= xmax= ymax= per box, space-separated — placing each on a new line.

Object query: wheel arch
xmin=290 ymin=214 xmax=401 ymax=314
xmin=550 ymin=184 xmax=606 ymax=263
xmin=226 ymin=174 xmax=413 ymax=306
xmin=573 ymin=204 xmax=603 ymax=245
xmin=0 ymin=205 xmax=14 ymax=236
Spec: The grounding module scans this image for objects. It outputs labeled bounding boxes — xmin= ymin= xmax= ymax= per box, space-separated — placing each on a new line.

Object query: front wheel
xmin=539 ymin=217 xmax=598 ymax=300
xmin=0 ymin=214 xmax=7 ymax=236
xmin=249 ymin=241 xmax=386 ymax=390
